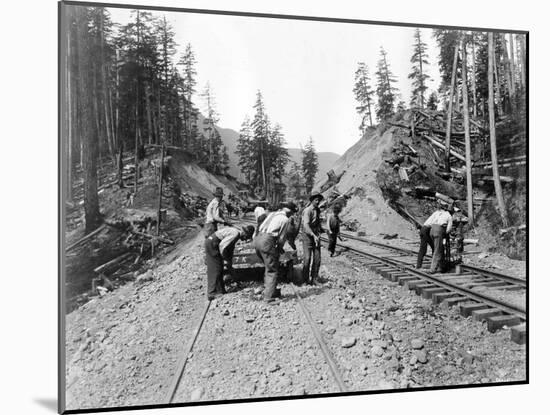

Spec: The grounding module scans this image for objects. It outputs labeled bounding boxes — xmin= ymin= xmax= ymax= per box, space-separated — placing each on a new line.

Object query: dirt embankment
xmin=65 ymin=148 xmax=244 ymax=311
xmin=316 ymin=110 xmax=526 ymax=260
xmin=314 ymin=124 xmax=418 ymax=240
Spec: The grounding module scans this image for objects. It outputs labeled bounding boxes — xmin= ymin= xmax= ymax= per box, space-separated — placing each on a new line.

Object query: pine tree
xmin=433 ymin=29 xmax=462 ymax=100
xmin=353 ymin=62 xmax=375 ymax=134
xmin=426 ymin=91 xmax=439 ymax=110
xmin=375 ymin=47 xmax=399 ymax=121
xmin=177 ymin=43 xmax=198 ymax=150
xmin=408 ymin=29 xmax=431 ymax=108
xmin=288 ymin=161 xmax=304 ymax=199
xmin=301 ymin=137 xmax=319 ymax=195
xmin=251 ymin=91 xmax=270 ymax=194
xmin=221 ymin=146 xmax=230 ymax=175
xmin=200 ymin=82 xmax=221 ymax=172
xmin=236 ymin=117 xmax=254 ymax=184
xmin=269 ymin=123 xmax=289 ymax=183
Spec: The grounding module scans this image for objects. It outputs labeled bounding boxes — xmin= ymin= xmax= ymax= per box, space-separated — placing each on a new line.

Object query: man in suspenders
xmin=253 ymin=202 xmax=298 ymax=302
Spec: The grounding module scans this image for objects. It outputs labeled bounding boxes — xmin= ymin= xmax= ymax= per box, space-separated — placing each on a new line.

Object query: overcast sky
xmin=108 ymin=7 xmax=443 ymax=154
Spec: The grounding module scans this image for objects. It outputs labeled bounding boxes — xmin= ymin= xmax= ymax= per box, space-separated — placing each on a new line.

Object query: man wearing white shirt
xmin=253 ymin=201 xmax=298 ymax=302
xmin=416 ymin=202 xmax=455 ymax=273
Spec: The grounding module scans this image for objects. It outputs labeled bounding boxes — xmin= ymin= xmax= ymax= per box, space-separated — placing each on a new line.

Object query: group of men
xmin=202 ymin=187 xmax=343 ymax=302
xmin=202 ymin=185 xmax=458 ymax=302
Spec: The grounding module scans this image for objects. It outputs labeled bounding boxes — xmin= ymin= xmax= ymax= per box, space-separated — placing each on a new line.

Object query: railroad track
xmin=337 ymin=230 xmax=526 ymax=289
xmin=164 ymin=223 xmax=349 ymax=402
xmin=163 ymin=217 xmax=525 ymax=403
xmin=319 ymin=233 xmax=526 ymax=345
xmin=240 ymin=216 xmax=526 ymax=343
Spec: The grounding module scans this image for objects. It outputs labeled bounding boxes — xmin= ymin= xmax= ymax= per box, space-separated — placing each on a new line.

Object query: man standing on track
xmin=254 ymin=201 xmax=298 ymax=302
xmin=417 ymin=201 xmax=455 ymax=273
xmin=302 ymin=192 xmax=324 ymax=284
xmin=326 ymin=203 xmax=342 ymax=257
xmin=204 ymin=225 xmax=255 ymax=300
xmin=204 ymin=187 xmax=230 ymax=238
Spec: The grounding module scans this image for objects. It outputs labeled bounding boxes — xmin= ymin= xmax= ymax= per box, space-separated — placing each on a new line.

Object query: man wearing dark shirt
xmin=204 ymin=225 xmax=255 ymax=300
xmin=301 ymin=192 xmax=324 ymax=284
xmin=326 ymin=203 xmax=342 ymax=257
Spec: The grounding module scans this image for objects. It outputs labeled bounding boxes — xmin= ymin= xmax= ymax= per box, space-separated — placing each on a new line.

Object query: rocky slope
xmin=314 ymin=124 xmax=418 ymax=240
xmin=64 ymin=233 xmax=526 ymax=410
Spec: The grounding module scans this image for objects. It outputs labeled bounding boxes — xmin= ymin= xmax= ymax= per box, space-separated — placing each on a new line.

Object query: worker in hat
xmin=254 ymin=201 xmax=298 ymax=302
xmin=204 ymin=187 xmax=230 ymax=238
xmin=205 ymin=225 xmax=255 ymax=301
xmin=416 ymin=201 xmax=455 ymax=273
xmin=301 ymin=192 xmax=324 ymax=284
xmin=326 ymin=203 xmax=343 ymax=257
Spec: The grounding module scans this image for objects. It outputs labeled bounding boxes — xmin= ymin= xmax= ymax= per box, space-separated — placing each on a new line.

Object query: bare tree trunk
xmin=509 ymin=34 xmax=517 ymax=96
xmin=501 ymin=34 xmax=515 ymax=113
xmin=134 ymin=10 xmax=141 ymax=195
xmin=92 ymin=68 xmax=103 ymax=182
xmin=471 ymin=35 xmax=478 ymax=118
xmin=445 ymin=40 xmax=460 ymax=172
xmin=76 ymin=10 xmax=101 ymax=233
xmin=100 ymin=13 xmax=115 ymax=166
xmin=461 ymin=42 xmax=474 ymax=225
xmin=493 ymin=46 xmax=503 ymax=117
xmin=518 ymin=35 xmax=526 ymax=91
xmin=146 ymin=84 xmax=153 ymax=144
xmin=67 ymin=22 xmax=73 ymax=201
xmin=487 ymin=32 xmax=509 ymax=227
xmin=157 ymin=143 xmax=165 ymax=236
xmin=115 ymin=47 xmax=120 ymax=150
xmin=367 ymin=97 xmax=373 ymax=127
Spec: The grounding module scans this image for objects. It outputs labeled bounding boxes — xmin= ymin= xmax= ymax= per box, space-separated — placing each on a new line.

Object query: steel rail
xmin=291 ymin=284 xmax=348 ymax=393
xmin=336 ymin=230 xmax=526 ymax=286
xmin=164 ymin=300 xmax=212 ymax=404
xmin=334 ymin=239 xmax=526 ymax=319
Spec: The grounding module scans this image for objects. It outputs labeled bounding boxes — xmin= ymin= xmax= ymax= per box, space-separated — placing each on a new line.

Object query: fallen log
xmin=130 ymin=230 xmax=175 ymax=245
xmin=66 ymin=224 xmax=106 ymax=252
xmin=421 ymin=134 xmax=466 ymax=162
xmin=481 ymin=175 xmax=515 ymax=183
xmin=93 ymin=252 xmax=133 ymax=274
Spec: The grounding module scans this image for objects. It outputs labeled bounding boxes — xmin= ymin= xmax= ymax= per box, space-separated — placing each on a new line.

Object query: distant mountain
xmin=199 ymin=115 xmax=340 ymax=182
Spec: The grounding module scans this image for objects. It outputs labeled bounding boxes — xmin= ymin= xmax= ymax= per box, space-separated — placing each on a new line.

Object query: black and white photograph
xmin=58 ymin=1 xmax=528 ymax=413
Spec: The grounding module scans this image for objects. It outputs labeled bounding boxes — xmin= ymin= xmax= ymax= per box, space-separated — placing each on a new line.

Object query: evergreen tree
xmin=250 ymin=91 xmax=270 ymax=193
xmin=375 ymin=47 xmax=399 ymax=121
xmin=269 ymin=123 xmax=289 ymax=183
xmin=221 ymin=146 xmax=230 ymax=175
xmin=156 ymin=16 xmax=177 ymax=144
xmin=288 ymin=161 xmax=304 ymax=199
xmin=426 ymin=91 xmax=439 ymax=110
xmin=177 ymin=43 xmax=198 ymax=150
xmin=236 ymin=117 xmax=254 ymax=184
xmin=200 ymin=82 xmax=222 ymax=172
xmin=301 ymin=137 xmax=319 ymax=195
xmin=433 ymin=29 xmax=462 ymax=97
xmin=396 ymin=100 xmax=407 ymax=113
xmin=353 ymin=62 xmax=375 ymax=134
xmin=408 ymin=29 xmax=431 ymax=108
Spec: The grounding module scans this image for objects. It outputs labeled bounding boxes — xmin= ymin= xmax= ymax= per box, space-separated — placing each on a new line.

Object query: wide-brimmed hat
xmin=213 ymin=187 xmax=224 ymax=198
xmin=309 ymin=192 xmax=324 ymax=202
xmin=281 ymin=201 xmax=298 ymax=212
xmin=241 ymin=225 xmax=255 ymax=239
